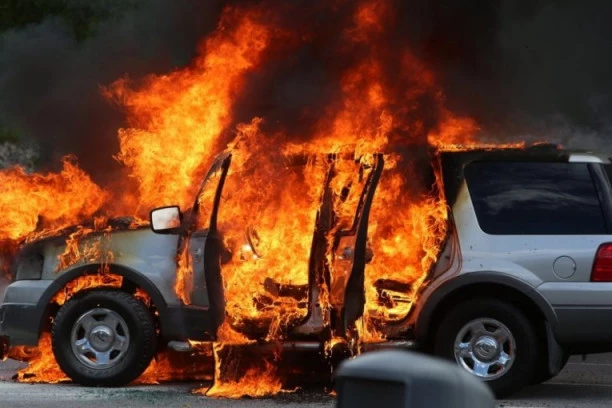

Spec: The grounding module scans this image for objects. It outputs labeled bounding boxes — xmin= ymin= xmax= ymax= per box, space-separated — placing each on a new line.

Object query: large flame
xmin=0 ymin=0 xmax=502 ymax=396
xmin=198 ymin=343 xmax=284 ymax=398
xmin=110 ymin=7 xmax=272 ymax=213
xmin=11 ymin=334 xmax=68 ymax=383
xmin=215 ymin=120 xmax=327 ymax=338
xmin=0 ymin=157 xmax=107 ymax=242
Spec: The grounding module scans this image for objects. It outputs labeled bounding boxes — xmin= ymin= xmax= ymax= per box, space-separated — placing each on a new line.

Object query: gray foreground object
xmin=335 ymin=350 xmax=494 ymax=408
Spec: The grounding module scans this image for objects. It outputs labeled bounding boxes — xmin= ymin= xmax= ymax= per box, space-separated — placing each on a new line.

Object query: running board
xmin=361 ymin=340 xmax=419 ymax=352
xmin=167 ymin=339 xmax=417 ymax=353
xmin=167 ymin=340 xmax=323 ymax=353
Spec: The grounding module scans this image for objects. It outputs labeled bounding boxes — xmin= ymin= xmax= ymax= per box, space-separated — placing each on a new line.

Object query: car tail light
xmin=591 ymin=243 xmax=612 ymax=282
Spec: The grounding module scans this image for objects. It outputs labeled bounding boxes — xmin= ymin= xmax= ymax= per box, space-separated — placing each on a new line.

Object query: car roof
xmin=437 ymin=143 xmax=611 ymax=164
xmin=568 ymin=152 xmax=610 ymax=164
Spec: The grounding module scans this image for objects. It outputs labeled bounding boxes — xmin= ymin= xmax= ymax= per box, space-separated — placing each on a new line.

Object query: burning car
xmin=0 ymin=149 xmax=386 ymax=387
xmin=4 ymin=143 xmax=612 ymax=398
xmin=4 ymin=0 xmax=612 ymax=400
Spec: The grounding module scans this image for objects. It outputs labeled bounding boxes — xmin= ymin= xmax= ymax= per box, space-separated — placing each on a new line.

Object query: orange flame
xmin=137 ymin=347 xmax=213 ymax=384
xmin=0 ymin=157 xmax=107 ymax=242
xmin=110 ymin=7 xmax=272 ymax=214
xmin=199 ymin=343 xmax=284 ymax=398
xmin=13 ymin=333 xmax=68 ymax=383
xmin=56 ymin=220 xmax=114 ymax=272
xmin=52 ymin=274 xmax=123 ymax=306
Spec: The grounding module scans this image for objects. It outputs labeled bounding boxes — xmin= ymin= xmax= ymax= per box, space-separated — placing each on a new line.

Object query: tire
xmin=434 ymin=298 xmax=538 ymax=398
xmin=52 ymin=290 xmax=157 ymax=386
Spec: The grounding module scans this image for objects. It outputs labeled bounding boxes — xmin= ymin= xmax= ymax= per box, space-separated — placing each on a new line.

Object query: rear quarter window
xmin=464 ymin=161 xmax=607 ymax=235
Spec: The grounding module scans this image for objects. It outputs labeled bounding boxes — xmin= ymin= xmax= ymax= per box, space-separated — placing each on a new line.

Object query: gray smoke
xmin=0 ymin=0 xmax=222 ymax=182
xmin=410 ymin=0 xmax=612 ymax=151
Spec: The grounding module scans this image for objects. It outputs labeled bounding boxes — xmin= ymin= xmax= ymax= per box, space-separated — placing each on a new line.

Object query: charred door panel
xmin=329 ymin=154 xmax=384 ymax=336
xmin=290 ymin=160 xmax=336 ymax=336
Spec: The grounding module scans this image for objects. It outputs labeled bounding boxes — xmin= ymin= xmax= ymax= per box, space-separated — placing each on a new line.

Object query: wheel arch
xmin=35 ymin=264 xmax=169 ymax=340
xmin=416 ymin=272 xmax=558 ymax=347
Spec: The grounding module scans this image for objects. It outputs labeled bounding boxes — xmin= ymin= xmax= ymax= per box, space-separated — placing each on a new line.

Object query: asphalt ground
xmin=1 ymin=354 xmax=612 ymax=407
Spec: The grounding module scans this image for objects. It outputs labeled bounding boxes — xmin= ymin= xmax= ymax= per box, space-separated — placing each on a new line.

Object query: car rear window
xmin=464 ymin=161 xmax=607 ymax=235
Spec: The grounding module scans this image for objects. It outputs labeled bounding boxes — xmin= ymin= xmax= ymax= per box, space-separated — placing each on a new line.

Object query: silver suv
xmin=0 ymin=145 xmax=610 ymax=397
xmin=415 ymin=145 xmax=612 ymax=396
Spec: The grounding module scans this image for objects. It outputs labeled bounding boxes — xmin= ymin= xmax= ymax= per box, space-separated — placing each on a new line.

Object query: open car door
xmin=206 ymin=152 xmax=384 ymax=342
xmin=327 ymin=154 xmax=384 ymax=338
xmin=177 ymin=152 xmax=232 ymax=340
xmin=290 ymin=154 xmax=384 ymax=339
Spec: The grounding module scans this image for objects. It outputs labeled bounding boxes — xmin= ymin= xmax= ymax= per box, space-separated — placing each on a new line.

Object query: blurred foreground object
xmin=335 ymin=350 xmax=494 ymax=408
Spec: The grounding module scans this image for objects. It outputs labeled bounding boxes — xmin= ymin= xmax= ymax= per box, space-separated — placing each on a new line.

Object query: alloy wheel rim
xmin=70 ymin=308 xmax=130 ymax=369
xmin=453 ymin=317 xmax=516 ymax=381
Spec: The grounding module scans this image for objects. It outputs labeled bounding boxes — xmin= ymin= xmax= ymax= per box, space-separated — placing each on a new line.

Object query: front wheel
xmin=52 ymin=290 xmax=157 ymax=386
xmin=434 ymin=299 xmax=538 ymax=398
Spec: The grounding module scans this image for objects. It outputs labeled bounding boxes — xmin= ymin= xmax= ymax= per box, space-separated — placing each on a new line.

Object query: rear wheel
xmin=434 ymin=299 xmax=538 ymax=398
xmin=52 ymin=290 xmax=156 ymax=386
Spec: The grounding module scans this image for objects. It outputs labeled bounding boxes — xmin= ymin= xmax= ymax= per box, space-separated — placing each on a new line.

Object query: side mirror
xmin=150 ymin=206 xmax=182 ymax=234
xmin=335 ymin=350 xmax=495 ymax=408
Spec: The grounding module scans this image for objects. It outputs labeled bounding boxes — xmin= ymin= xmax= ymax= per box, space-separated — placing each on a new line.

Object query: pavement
xmin=1 ymin=354 xmax=612 ymax=407
xmin=497 ymin=353 xmax=612 ymax=408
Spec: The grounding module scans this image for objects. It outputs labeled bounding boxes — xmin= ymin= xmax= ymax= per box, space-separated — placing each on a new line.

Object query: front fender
xmin=34 ymin=264 xmax=184 ymax=342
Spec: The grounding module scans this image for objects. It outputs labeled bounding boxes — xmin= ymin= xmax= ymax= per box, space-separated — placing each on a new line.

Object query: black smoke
xmin=409 ymin=0 xmax=612 ymax=149
xmin=0 ymin=0 xmax=223 ymax=181
xmin=2 ymin=0 xmax=612 ymax=184
xmin=228 ymin=0 xmax=612 ymax=151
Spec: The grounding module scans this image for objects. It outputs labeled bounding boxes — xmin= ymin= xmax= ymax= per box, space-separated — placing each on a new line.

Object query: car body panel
xmin=455 ymin=181 xmax=606 ymax=285
xmin=413 ymin=270 xmax=559 ymax=341
xmin=415 ymin=150 xmax=612 ymax=352
xmin=0 ymin=280 xmax=54 ymax=345
xmin=35 ymin=228 xmax=183 ymax=307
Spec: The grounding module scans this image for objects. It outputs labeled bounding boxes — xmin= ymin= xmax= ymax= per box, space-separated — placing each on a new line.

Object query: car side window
xmin=465 ymin=161 xmax=607 ymax=235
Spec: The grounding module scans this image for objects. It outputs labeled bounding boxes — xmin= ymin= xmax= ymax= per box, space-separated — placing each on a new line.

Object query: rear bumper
xmin=553 ymin=307 xmax=612 ymax=348
xmin=538 ymin=282 xmax=612 ymax=349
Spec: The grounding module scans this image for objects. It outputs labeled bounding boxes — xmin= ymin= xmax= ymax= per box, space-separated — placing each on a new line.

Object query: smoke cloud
xmin=0 ymin=0 xmax=223 ymax=181
xmin=1 ymin=0 xmax=611 ymax=183
xmin=406 ymin=0 xmax=612 ymax=149
xmin=228 ymin=0 xmax=612 ymax=151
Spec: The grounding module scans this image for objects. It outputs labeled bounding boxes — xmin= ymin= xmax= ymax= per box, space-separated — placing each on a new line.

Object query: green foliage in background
xmin=0 ymin=0 xmax=142 ymax=40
